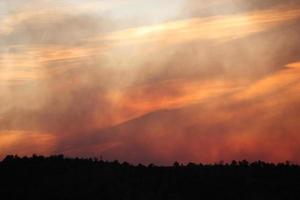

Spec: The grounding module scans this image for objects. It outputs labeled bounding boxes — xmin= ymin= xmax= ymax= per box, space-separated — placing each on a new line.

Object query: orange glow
xmin=1 ymin=0 xmax=300 ymax=164
xmin=0 ymin=131 xmax=57 ymax=159
xmin=93 ymin=8 xmax=300 ymax=46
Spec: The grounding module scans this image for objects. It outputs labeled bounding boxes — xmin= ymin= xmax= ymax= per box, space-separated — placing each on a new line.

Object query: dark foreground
xmin=1 ymin=155 xmax=300 ymax=200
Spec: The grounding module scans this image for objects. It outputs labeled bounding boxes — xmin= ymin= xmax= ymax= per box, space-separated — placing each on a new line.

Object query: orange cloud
xmin=104 ymin=78 xmax=248 ymax=125
xmin=91 ymin=8 xmax=300 ymax=46
xmin=67 ymin=61 xmax=300 ymax=164
xmin=234 ymin=62 xmax=300 ymax=101
xmin=0 ymin=130 xmax=57 ymax=159
xmin=1 ymin=1 xmax=300 ymax=164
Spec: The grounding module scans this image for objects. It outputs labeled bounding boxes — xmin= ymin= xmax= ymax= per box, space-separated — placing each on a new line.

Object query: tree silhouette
xmin=1 ymin=155 xmax=300 ymax=200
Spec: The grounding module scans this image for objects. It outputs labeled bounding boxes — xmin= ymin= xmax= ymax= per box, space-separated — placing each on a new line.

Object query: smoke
xmin=1 ymin=0 xmax=300 ymax=163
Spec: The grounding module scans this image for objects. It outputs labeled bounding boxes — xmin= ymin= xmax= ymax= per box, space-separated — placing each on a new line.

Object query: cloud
xmin=1 ymin=0 xmax=300 ymax=164
xmin=181 ymin=0 xmax=300 ymax=18
xmin=0 ymin=130 xmax=56 ymax=159
xmin=89 ymin=8 xmax=300 ymax=47
xmin=65 ymin=62 xmax=300 ymax=164
xmin=0 ymin=11 xmax=106 ymax=46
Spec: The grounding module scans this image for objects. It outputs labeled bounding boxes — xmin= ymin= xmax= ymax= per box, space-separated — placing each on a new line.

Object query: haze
xmin=1 ymin=0 xmax=300 ymax=164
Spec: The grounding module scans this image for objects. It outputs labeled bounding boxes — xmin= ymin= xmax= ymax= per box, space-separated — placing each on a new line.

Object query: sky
xmin=1 ymin=0 xmax=300 ymax=164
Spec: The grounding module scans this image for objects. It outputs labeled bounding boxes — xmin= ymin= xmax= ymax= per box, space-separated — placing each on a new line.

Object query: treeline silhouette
xmin=1 ymin=155 xmax=300 ymax=200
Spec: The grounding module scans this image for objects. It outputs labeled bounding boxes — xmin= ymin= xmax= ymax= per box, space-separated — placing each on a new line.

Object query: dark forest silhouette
xmin=1 ymin=155 xmax=300 ymax=200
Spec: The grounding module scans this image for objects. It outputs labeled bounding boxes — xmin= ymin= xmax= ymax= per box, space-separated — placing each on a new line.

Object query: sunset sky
xmin=1 ymin=0 xmax=300 ymax=164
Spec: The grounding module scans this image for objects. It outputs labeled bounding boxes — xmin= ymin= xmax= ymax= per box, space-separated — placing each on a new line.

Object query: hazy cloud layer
xmin=1 ymin=0 xmax=300 ymax=164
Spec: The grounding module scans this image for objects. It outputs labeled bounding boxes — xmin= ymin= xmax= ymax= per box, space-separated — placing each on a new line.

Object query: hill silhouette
xmin=1 ymin=155 xmax=300 ymax=200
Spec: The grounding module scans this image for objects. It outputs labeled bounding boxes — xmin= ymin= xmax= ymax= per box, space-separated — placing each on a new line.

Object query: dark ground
xmin=1 ymin=155 xmax=300 ymax=200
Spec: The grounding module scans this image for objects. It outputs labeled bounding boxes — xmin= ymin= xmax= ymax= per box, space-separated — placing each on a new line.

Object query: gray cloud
xmin=181 ymin=0 xmax=300 ymax=18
